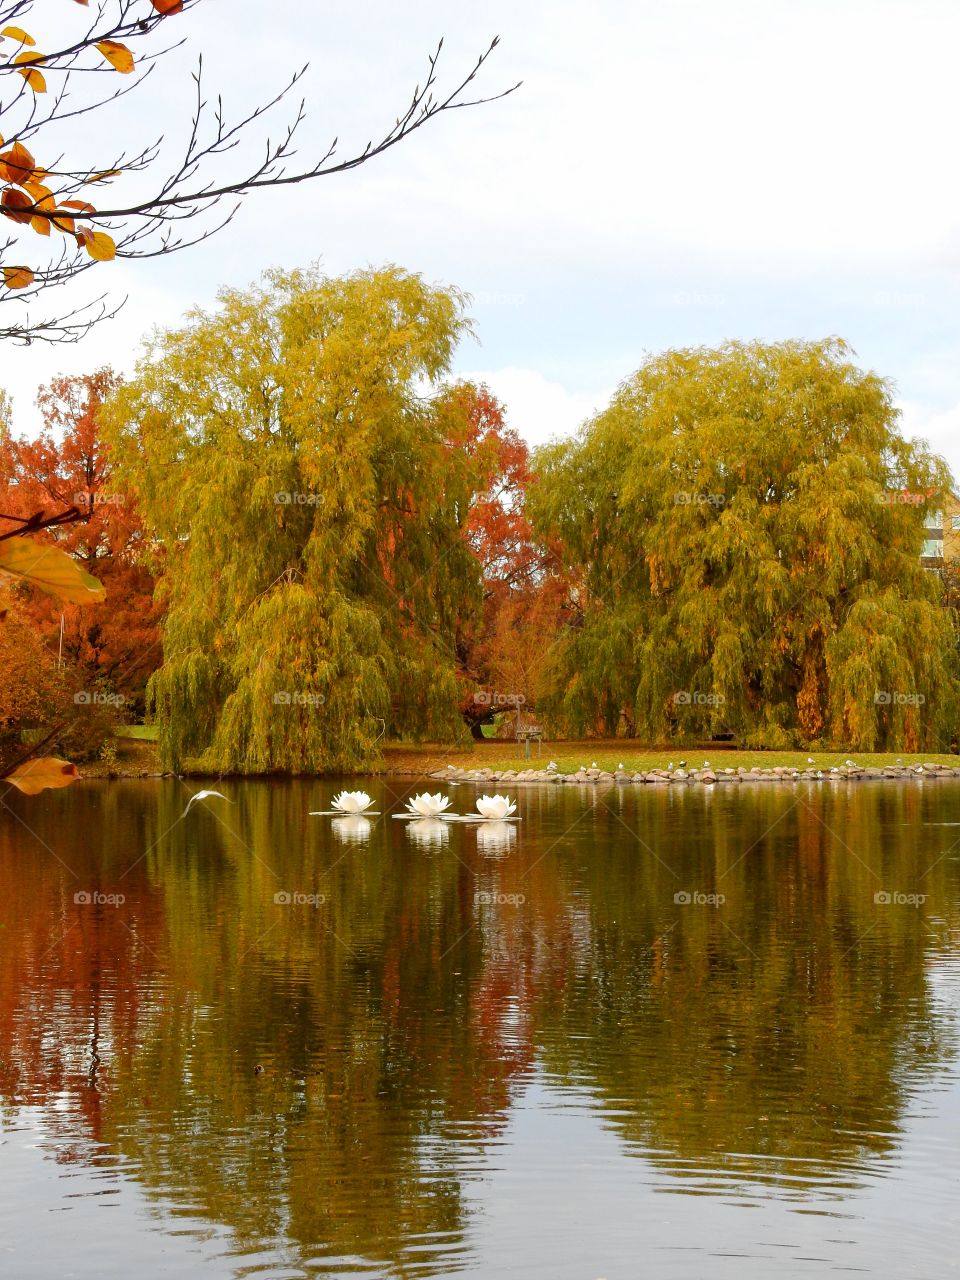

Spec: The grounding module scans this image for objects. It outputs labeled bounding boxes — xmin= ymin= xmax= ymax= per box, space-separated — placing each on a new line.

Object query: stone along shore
xmin=427 ymin=763 xmax=960 ymax=786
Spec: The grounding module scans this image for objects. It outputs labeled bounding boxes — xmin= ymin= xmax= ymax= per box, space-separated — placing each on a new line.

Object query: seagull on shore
xmin=807 ymin=757 xmax=815 ymax=764
xmin=679 ymin=759 xmax=687 ymax=767
xmin=703 ymin=760 xmax=710 ymax=768
xmin=845 ymin=760 xmax=857 ymax=768
xmin=668 ymin=761 xmax=675 ymax=771
xmin=618 ymin=762 xmax=625 ymax=771
xmin=182 ymin=789 xmax=231 ymax=817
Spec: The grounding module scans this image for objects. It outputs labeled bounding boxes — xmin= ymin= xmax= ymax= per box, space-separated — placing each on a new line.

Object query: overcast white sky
xmin=5 ymin=0 xmax=960 ymax=477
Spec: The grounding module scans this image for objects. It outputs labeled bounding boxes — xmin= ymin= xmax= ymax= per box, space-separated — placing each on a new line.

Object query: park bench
xmin=516 ymin=726 xmax=544 ymax=758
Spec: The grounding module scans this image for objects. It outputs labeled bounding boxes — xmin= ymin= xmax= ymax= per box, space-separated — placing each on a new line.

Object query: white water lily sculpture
xmin=310 ymin=790 xmax=380 ymax=817
xmin=475 ymin=794 xmax=518 ymax=821
xmin=404 ymin=792 xmax=453 ymax=818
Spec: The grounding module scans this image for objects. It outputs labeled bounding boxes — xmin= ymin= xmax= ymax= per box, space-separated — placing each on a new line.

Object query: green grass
xmin=113 ymin=725 xmax=159 ymax=741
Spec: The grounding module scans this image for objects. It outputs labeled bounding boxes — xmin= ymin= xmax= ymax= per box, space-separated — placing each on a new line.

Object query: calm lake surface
xmin=2 ymin=777 xmax=959 ymax=1278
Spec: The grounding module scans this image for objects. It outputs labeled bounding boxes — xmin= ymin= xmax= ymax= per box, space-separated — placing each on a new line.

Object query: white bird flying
xmin=182 ymin=789 xmax=231 ymax=817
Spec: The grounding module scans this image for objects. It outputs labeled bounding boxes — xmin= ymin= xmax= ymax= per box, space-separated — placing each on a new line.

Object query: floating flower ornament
xmin=310 ymin=790 xmax=380 ymax=817
xmin=475 ymin=794 xmax=518 ymax=821
xmin=404 ymin=792 xmax=453 ymax=818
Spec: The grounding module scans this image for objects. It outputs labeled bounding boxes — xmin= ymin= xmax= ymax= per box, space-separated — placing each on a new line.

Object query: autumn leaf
xmin=96 ymin=40 xmax=135 ymax=74
xmin=151 ymin=0 xmax=184 ymax=14
xmin=3 ymin=758 xmax=80 ymax=796
xmin=3 ymin=266 xmax=35 ymax=289
xmin=0 ymin=26 xmax=35 ymax=46
xmin=0 ymin=537 xmax=106 ymax=603
xmin=17 ymin=66 xmax=47 ymax=93
xmin=0 ymin=141 xmax=37 ymax=185
xmin=77 ymin=227 xmax=116 ymax=261
xmin=1 ymin=186 xmax=34 ymax=224
xmin=86 ymin=169 xmax=121 ymax=184
xmin=49 ymin=200 xmax=93 ymax=236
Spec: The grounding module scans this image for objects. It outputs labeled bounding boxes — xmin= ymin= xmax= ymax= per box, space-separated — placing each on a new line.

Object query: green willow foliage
xmin=103 ymin=268 xmax=481 ymax=772
xmin=530 ymin=339 xmax=959 ymax=750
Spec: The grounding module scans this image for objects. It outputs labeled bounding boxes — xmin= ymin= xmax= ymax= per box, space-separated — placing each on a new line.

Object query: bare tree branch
xmin=0 ymin=1 xmax=520 ymax=343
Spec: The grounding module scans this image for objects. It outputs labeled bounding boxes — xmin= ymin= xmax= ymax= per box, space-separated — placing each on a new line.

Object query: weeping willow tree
xmin=530 ymin=338 xmax=959 ymax=750
xmin=102 ymin=267 xmax=483 ymax=772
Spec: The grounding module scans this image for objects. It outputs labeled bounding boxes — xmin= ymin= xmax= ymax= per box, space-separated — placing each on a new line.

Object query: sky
xmin=5 ymin=0 xmax=960 ymax=478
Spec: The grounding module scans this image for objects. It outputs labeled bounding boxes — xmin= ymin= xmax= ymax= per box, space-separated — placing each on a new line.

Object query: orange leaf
xmin=0 ymin=141 xmax=36 ymax=185
xmin=0 ymin=26 xmax=35 ymax=46
xmin=61 ymin=200 xmax=95 ymax=214
xmin=14 ymin=51 xmax=46 ymax=93
xmin=1 ymin=186 xmax=33 ymax=224
xmin=30 ymin=214 xmax=50 ymax=236
xmin=2 ymin=265 xmax=34 ymax=289
xmin=86 ymin=169 xmax=121 ymax=183
xmin=50 ymin=208 xmax=76 ymax=234
xmin=23 ymin=181 xmax=53 ymax=203
xmin=95 ymin=40 xmax=134 ymax=73
xmin=4 ymin=758 xmax=79 ymax=797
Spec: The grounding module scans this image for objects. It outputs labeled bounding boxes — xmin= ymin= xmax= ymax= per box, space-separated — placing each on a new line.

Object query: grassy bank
xmin=74 ymin=733 xmax=960 ymax=779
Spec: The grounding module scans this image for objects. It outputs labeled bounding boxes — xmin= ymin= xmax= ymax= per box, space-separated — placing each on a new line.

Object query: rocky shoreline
xmin=427 ymin=762 xmax=960 ymax=786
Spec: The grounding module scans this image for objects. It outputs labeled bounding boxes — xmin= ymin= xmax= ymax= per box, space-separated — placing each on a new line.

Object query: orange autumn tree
xmin=436 ymin=382 xmax=572 ymax=737
xmin=2 ymin=368 xmax=162 ymax=711
xmin=0 ymin=1 xmax=516 ymax=344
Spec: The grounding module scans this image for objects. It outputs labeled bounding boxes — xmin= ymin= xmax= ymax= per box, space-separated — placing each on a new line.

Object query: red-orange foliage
xmin=2 ymin=369 xmax=163 ymax=709
xmin=437 ymin=382 xmax=572 ymax=733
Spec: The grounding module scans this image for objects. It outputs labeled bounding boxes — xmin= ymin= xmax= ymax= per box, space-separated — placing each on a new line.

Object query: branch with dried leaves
xmin=0 ymin=0 xmax=519 ymax=343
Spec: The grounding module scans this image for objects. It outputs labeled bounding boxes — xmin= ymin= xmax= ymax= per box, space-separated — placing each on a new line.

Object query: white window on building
xmin=922 ymin=539 xmax=944 ymax=558
xmin=924 ymin=510 xmax=943 ymax=529
xmin=952 ymin=515 xmax=960 ymax=530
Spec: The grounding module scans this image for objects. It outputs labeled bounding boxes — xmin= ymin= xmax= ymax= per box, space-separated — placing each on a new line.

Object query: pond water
xmin=1 ymin=777 xmax=959 ymax=1278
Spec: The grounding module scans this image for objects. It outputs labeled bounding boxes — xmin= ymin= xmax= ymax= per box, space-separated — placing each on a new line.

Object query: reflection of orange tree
xmin=0 ymin=798 xmax=168 ymax=1150
xmin=1 ymin=779 xmax=958 ymax=1265
xmin=533 ymin=783 xmax=960 ymax=1195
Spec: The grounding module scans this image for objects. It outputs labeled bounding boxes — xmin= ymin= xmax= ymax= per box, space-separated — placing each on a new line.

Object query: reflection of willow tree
xmin=15 ymin=781 xmax=543 ymax=1271
xmin=533 ymin=783 xmax=960 ymax=1193
xmin=1 ymin=780 xmax=959 ymax=1269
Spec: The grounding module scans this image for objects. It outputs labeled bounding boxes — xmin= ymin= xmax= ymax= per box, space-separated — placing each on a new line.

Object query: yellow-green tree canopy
xmin=530 ymin=338 xmax=959 ymax=750
xmin=102 ymin=267 xmax=482 ymax=772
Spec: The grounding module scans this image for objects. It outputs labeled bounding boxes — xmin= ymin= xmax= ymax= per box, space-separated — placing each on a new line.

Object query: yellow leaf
xmin=2 ymin=266 xmax=34 ymax=289
xmin=79 ymin=229 xmax=116 ymax=261
xmin=1 ymin=26 xmax=35 ymax=46
xmin=17 ymin=65 xmax=46 ymax=93
xmin=87 ymin=169 xmax=121 ymax=183
xmin=4 ymin=758 xmax=80 ymax=796
xmin=0 ymin=537 xmax=106 ymax=603
xmin=96 ymin=40 xmax=134 ymax=73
